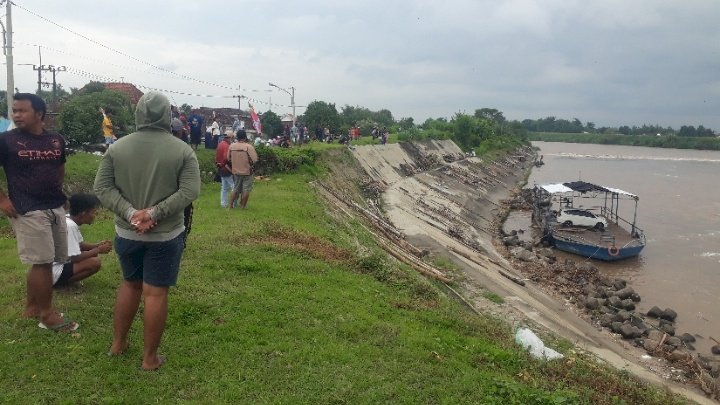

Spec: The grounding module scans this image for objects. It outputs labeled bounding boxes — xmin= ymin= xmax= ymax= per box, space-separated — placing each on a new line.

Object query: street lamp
xmin=268 ymin=82 xmax=295 ymax=125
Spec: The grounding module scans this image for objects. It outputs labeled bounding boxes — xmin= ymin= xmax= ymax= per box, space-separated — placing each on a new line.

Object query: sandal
xmin=38 ymin=318 xmax=80 ymax=332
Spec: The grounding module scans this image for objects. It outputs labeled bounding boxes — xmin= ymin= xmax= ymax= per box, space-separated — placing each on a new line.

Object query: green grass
xmin=0 ymin=150 xmax=684 ymax=404
xmin=482 ymin=291 xmax=505 ymax=305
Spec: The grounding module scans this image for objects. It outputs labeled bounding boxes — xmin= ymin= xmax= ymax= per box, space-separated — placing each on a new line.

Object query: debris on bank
xmin=515 ymin=327 xmax=564 ymax=360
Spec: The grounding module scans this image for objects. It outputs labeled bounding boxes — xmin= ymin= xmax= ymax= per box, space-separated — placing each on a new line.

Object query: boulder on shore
xmin=665 ymin=336 xmax=682 ymax=348
xmin=679 ymin=333 xmax=696 ymax=343
xmin=660 ymin=308 xmax=678 ymax=322
xmin=584 ymin=297 xmax=600 ymax=310
xmin=615 ymin=286 xmax=635 ymax=300
xmin=502 ymin=235 xmax=520 ymax=246
xmin=598 ymin=314 xmax=614 ymax=327
xmin=667 ymin=349 xmax=691 ymax=363
xmin=620 ymin=299 xmax=635 ymax=311
xmin=646 ymin=329 xmax=665 ymax=342
xmin=659 ymin=323 xmax=676 ymax=336
xmin=619 ymin=324 xmax=641 ymax=339
xmin=643 ymin=338 xmax=659 ymax=353
xmin=509 ymin=247 xmax=536 ymax=262
xmin=612 ymin=279 xmax=627 ymax=290
xmin=647 ymin=306 xmax=663 ymax=318
xmin=607 ymin=296 xmax=622 ymax=309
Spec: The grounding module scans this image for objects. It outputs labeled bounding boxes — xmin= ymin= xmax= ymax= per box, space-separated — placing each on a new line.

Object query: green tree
xmin=372 ymin=109 xmax=394 ymax=127
xmin=398 ymin=117 xmax=415 ymax=131
xmin=180 ymin=103 xmax=193 ymax=115
xmin=474 ymin=108 xmax=505 ymax=123
xmin=451 ymin=113 xmax=495 ymax=150
xmin=303 ymin=100 xmax=340 ymax=133
xmin=260 ymin=110 xmax=282 ymax=137
xmin=58 ymin=89 xmax=133 ymax=145
xmin=72 ymin=81 xmax=107 ymax=95
xmin=36 ymin=84 xmax=70 ymax=105
xmin=678 ymin=125 xmax=696 ymax=137
xmin=340 ymin=105 xmax=373 ymax=127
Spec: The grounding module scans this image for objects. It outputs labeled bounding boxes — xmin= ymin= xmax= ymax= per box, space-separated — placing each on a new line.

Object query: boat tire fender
xmin=608 ymin=245 xmax=620 ymax=257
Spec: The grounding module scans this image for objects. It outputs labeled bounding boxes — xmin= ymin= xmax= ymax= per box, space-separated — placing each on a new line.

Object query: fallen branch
xmin=498 ymin=269 xmax=526 ymax=286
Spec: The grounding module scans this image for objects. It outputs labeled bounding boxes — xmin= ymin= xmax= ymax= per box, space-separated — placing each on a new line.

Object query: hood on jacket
xmin=135 ymin=91 xmax=171 ymax=132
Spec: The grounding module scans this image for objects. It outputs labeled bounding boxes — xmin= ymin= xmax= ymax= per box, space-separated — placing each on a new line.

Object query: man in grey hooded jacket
xmin=94 ymin=91 xmax=200 ymax=370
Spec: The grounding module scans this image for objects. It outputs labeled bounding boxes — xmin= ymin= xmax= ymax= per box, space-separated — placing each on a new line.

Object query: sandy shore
xmin=347 ymin=140 xmax=713 ymax=404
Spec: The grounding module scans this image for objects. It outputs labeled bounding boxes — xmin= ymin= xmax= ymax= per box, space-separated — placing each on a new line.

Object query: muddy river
xmin=517 ymin=141 xmax=719 ymax=354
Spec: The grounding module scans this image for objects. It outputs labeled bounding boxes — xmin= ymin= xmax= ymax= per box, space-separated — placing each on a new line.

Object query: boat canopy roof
xmin=537 ymin=181 xmax=637 ymax=199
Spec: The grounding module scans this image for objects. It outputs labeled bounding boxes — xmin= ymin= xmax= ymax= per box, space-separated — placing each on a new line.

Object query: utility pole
xmin=3 ymin=0 xmax=14 ymax=118
xmin=236 ymin=85 xmax=243 ymax=111
xmin=33 ymin=65 xmax=66 ymax=97
xmin=50 ymin=65 xmax=66 ymax=97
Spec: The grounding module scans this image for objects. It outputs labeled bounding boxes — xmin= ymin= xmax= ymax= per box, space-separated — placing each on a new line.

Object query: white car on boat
xmin=556 ymin=208 xmax=608 ymax=230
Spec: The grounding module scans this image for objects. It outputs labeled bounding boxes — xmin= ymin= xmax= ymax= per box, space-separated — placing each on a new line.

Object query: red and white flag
xmin=249 ymin=103 xmax=262 ymax=134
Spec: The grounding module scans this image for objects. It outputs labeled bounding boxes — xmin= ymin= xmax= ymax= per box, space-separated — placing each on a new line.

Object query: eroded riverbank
xmin=345 ymin=140 xmax=717 ymax=403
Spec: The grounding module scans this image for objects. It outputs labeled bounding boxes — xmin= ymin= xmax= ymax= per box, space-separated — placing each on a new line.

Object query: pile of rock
xmin=497 ymin=232 xmax=719 ymax=397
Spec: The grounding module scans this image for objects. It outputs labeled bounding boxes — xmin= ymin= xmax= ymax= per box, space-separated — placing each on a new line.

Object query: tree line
xmin=520 ymin=116 xmax=716 ymax=137
xmin=5 ymin=80 xmax=715 ymax=147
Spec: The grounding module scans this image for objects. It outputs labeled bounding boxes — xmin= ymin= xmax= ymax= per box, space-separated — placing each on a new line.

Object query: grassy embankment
xmin=0 ymin=139 xmax=683 ymax=403
xmin=529 ymin=131 xmax=720 ymax=150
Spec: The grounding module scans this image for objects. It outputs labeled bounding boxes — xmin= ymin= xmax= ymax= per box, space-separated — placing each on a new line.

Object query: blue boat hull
xmin=551 ymin=237 xmax=645 ymax=261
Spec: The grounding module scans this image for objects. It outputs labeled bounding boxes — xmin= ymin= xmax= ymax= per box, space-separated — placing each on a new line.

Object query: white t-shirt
xmin=52 ymin=217 xmax=83 ymax=284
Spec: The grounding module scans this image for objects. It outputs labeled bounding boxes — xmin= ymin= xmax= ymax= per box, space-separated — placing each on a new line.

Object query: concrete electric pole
xmin=3 ymin=0 xmax=14 ymax=119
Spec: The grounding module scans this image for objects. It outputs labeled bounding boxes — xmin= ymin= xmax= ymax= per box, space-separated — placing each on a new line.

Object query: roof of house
xmin=103 ymin=83 xmax=144 ymax=104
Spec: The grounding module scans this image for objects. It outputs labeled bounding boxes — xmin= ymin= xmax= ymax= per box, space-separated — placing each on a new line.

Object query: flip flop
xmin=38 ymin=319 xmax=79 ymax=332
xmin=36 ymin=312 xmax=64 ymax=329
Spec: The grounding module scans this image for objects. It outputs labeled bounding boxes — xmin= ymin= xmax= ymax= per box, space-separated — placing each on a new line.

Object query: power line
xmin=15 ymin=42 xmax=187 ymax=81
xmin=10 ymin=4 xmax=302 ymax=109
xmin=63 ymin=66 xmax=299 ymax=109
xmin=13 ymin=1 xmax=237 ymax=92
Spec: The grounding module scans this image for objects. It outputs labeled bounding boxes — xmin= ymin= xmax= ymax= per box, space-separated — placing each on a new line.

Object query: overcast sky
xmin=4 ymin=0 xmax=719 ymax=129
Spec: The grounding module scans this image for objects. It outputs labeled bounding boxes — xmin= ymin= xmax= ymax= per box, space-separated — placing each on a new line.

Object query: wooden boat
xmin=532 ymin=181 xmax=646 ymax=261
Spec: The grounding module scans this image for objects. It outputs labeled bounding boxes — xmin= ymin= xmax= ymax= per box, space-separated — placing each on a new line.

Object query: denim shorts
xmin=114 ymin=233 xmax=184 ymax=287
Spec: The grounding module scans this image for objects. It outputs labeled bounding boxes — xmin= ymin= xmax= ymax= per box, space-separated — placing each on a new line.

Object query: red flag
xmin=249 ymin=104 xmax=262 ymax=134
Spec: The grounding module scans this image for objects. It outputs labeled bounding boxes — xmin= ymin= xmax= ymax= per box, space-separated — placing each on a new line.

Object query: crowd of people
xmin=0 ymin=93 xmax=393 ymax=371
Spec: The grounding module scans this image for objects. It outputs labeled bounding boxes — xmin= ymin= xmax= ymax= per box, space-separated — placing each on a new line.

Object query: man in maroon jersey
xmin=0 ymin=93 xmax=77 ymax=332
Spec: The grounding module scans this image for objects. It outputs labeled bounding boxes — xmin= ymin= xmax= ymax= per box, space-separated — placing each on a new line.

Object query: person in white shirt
xmin=52 ymin=193 xmax=112 ymax=287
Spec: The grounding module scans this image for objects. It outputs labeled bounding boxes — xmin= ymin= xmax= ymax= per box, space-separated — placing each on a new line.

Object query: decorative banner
xmin=249 ymin=103 xmax=262 ymax=135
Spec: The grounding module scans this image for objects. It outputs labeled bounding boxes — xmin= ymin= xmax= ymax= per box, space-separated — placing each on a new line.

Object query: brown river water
xmin=516 ymin=141 xmax=719 ymax=354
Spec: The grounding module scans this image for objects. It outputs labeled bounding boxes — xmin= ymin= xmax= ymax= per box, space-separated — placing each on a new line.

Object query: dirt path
xmin=347 ymin=140 xmax=713 ymax=404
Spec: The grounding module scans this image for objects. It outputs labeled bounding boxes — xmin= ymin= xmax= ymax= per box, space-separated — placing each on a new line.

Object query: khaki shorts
xmin=232 ymin=174 xmax=254 ymax=194
xmin=10 ymin=207 xmax=68 ymax=265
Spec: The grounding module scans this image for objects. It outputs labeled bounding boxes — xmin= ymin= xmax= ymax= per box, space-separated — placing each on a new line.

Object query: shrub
xmin=253 ymin=145 xmax=319 ymax=175
xmin=58 ymin=90 xmax=134 ymax=145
